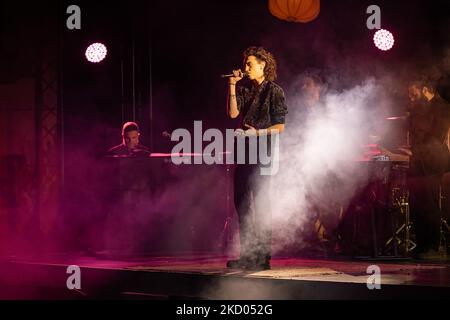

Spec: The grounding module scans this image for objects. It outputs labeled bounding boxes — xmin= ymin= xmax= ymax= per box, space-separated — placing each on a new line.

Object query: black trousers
xmin=409 ymin=142 xmax=448 ymax=252
xmin=233 ymin=164 xmax=272 ymax=262
xmin=409 ymin=174 xmax=442 ymax=252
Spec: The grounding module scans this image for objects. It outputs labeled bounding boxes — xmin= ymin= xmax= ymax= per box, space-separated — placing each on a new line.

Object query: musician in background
xmin=408 ymin=80 xmax=450 ymax=259
xmin=107 ymin=122 xmax=150 ymax=157
xmin=291 ymin=71 xmax=326 ymax=126
xmin=103 ymin=122 xmax=151 ymax=252
xmin=296 ymin=72 xmax=341 ymax=255
xmin=300 ymin=71 xmax=325 ymax=110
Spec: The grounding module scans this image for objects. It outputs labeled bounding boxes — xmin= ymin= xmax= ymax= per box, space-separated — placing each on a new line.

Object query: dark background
xmin=3 ymin=0 xmax=450 ymax=147
xmin=1 ymin=0 xmax=450 ymax=254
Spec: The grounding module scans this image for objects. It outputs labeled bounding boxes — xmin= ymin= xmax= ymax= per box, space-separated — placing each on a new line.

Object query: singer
xmin=226 ymin=46 xmax=288 ymax=270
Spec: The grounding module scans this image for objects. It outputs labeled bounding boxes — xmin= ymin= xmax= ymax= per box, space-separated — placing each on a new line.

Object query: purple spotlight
xmin=85 ymin=42 xmax=108 ymax=63
xmin=373 ymin=29 xmax=395 ymax=51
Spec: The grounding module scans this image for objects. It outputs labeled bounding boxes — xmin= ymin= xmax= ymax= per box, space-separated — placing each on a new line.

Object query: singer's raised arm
xmin=228 ymin=81 xmax=239 ymax=119
xmin=227 ymin=69 xmax=244 ymax=119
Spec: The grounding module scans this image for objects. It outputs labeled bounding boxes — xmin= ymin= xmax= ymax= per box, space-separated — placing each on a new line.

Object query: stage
xmin=3 ymin=0 xmax=450 ymax=303
xmin=1 ymin=253 xmax=449 ymax=300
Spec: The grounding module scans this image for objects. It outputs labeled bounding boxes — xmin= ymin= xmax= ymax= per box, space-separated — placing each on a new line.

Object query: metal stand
xmin=385 ymin=185 xmax=416 ymax=255
xmin=219 ymin=164 xmax=233 ymax=253
xmin=382 ymin=164 xmax=416 ymax=257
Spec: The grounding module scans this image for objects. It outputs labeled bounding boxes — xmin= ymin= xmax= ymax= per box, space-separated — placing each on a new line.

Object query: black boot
xmin=226 ymin=258 xmax=253 ymax=269
xmin=248 ymin=255 xmax=271 ymax=271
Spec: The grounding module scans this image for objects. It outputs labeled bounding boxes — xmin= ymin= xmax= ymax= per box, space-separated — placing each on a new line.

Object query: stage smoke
xmin=255 ymin=78 xmax=394 ymax=254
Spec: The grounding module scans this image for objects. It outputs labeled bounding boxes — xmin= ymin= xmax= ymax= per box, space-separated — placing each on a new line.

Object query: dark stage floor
xmin=1 ymin=253 xmax=450 ymax=299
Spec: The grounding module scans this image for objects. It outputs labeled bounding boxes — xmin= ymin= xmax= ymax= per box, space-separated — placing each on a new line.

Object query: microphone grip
xmin=221 ymin=72 xmax=247 ymax=78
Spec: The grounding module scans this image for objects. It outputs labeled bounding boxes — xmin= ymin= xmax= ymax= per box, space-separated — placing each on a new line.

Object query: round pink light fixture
xmin=373 ymin=29 xmax=395 ymax=51
xmin=85 ymin=42 xmax=108 ymax=63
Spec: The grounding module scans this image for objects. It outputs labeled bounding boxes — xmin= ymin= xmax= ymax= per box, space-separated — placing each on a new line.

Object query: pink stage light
xmin=85 ymin=42 xmax=108 ymax=63
xmin=373 ymin=29 xmax=395 ymax=51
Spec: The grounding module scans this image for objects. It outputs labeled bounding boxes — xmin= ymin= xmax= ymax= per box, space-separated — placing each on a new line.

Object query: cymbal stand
xmin=219 ymin=164 xmax=233 ymax=253
xmin=385 ymin=166 xmax=416 ymax=255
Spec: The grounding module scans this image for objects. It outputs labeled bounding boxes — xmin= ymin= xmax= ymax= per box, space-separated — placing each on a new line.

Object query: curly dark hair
xmin=243 ymin=46 xmax=277 ymax=82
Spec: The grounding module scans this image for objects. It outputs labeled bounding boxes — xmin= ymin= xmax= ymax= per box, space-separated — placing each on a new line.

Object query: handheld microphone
xmin=221 ymin=71 xmax=248 ymax=78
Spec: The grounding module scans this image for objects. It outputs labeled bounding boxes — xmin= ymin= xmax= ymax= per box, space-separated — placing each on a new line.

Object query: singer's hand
xmin=234 ymin=125 xmax=258 ymax=137
xmin=229 ymin=69 xmax=244 ymax=85
xmin=243 ymin=124 xmax=257 ymax=136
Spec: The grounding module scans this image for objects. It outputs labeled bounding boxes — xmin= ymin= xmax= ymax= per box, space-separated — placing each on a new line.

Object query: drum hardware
xmin=352 ymin=159 xmax=415 ymax=260
xmin=384 ymin=184 xmax=416 ymax=255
